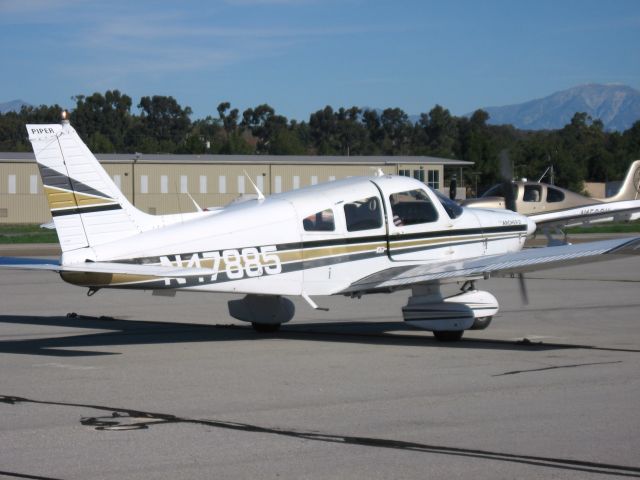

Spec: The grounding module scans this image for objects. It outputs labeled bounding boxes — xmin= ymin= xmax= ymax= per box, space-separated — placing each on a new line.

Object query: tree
xmin=380 ymin=108 xmax=412 ymax=154
xmin=70 ymin=90 xmax=132 ymax=151
xmin=137 ymin=95 xmax=193 ymax=152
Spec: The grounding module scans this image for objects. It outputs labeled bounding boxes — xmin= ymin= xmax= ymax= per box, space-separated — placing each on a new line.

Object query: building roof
xmin=0 ymin=151 xmax=474 ymax=166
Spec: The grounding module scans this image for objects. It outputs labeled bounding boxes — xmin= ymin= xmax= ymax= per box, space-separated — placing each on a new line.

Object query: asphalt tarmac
xmin=1 ymin=249 xmax=639 ymax=479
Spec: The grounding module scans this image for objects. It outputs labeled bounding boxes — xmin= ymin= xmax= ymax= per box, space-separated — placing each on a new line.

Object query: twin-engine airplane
xmin=2 ymin=117 xmax=640 ymax=341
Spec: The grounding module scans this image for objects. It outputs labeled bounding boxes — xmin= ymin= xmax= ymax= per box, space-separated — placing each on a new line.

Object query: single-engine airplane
xmin=463 ymin=160 xmax=640 ymax=235
xmin=1 ymin=117 xmax=640 ymax=341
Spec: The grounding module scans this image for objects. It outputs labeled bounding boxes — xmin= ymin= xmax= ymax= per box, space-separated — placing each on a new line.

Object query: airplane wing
xmin=530 ymin=199 xmax=640 ymax=229
xmin=341 ymin=236 xmax=640 ymax=294
xmin=0 ymin=257 xmax=213 ymax=278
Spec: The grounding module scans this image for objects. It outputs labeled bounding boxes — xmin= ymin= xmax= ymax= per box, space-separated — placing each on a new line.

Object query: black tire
xmin=251 ymin=322 xmax=281 ymax=333
xmin=469 ymin=316 xmax=493 ymax=330
xmin=433 ymin=330 xmax=464 ymax=342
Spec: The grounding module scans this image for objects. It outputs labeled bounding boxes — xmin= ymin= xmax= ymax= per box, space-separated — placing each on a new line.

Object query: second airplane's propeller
xmin=500 ymin=150 xmax=529 ymax=304
xmin=499 ymin=149 xmax=517 ymax=212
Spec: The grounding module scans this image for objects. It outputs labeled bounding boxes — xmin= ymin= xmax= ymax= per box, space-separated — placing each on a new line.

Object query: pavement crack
xmin=494 ymin=360 xmax=623 ymax=376
xmin=2 ymin=394 xmax=640 ymax=478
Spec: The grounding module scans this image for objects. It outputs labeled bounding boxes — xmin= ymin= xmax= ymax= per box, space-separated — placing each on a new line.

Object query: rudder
xmin=602 ymin=160 xmax=640 ymax=202
xmin=27 ymin=120 xmax=157 ymax=252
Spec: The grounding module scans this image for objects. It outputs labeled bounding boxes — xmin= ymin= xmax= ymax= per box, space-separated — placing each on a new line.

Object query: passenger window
xmin=523 ymin=185 xmax=542 ymax=202
xmin=303 ymin=209 xmax=335 ymax=231
xmin=344 ymin=196 xmax=382 ymax=232
xmin=546 ymin=187 xmax=565 ymax=203
xmin=389 ymin=189 xmax=439 ymax=226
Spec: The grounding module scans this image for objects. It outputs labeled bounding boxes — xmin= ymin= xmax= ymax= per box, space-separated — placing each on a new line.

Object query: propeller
xmin=518 ymin=273 xmax=529 ymax=305
xmin=499 ymin=149 xmax=517 ymax=212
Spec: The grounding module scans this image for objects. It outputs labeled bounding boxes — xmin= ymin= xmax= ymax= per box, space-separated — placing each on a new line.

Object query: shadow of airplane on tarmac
xmin=2 ymin=313 xmax=639 ymax=357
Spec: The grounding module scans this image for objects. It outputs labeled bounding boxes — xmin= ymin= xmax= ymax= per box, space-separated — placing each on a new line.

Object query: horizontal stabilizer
xmin=0 ymin=257 xmax=213 ymax=278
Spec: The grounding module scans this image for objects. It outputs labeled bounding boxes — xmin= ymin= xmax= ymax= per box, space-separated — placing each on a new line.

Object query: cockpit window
xmin=389 ymin=189 xmax=439 ymax=226
xmin=432 ymin=188 xmax=463 ymax=219
xmin=546 ymin=187 xmax=565 ymax=203
xmin=303 ymin=209 xmax=335 ymax=231
xmin=344 ymin=196 xmax=382 ymax=231
xmin=523 ymin=185 xmax=542 ymax=202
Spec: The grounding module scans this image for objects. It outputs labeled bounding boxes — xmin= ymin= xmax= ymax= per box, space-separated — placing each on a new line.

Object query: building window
xmin=30 ymin=175 xmax=38 ymax=194
xmin=427 ymin=170 xmax=440 ymax=189
xmin=399 ymin=169 xmax=410 ymax=177
xmin=199 ymin=175 xmax=207 ymax=194
xmin=237 ymin=176 xmax=245 ymax=194
xmin=275 ymin=176 xmax=282 ymax=193
xmin=293 ymin=176 xmax=300 ymax=190
xmin=413 ymin=169 xmax=425 ymax=182
xmin=180 ymin=175 xmax=188 ymax=194
xmin=218 ymin=175 xmax=226 ymax=194
xmin=113 ymin=174 xmax=122 ymax=189
xmin=8 ymin=175 xmax=16 ymax=194
xmin=160 ymin=175 xmax=168 ymax=194
xmin=140 ymin=175 xmax=148 ymax=194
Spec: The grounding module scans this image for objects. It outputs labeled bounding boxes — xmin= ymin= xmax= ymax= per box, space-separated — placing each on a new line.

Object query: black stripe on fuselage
xmin=112 ymin=224 xmax=526 ymax=266
xmin=51 ymin=204 xmax=122 ymax=217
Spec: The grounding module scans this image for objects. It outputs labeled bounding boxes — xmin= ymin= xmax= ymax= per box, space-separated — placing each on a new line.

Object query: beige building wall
xmin=584 ymin=182 xmax=606 ymax=198
xmin=270 ymin=164 xmax=396 ymax=193
xmin=133 ymin=163 xmax=270 ymax=214
xmin=0 ymin=158 xmax=464 ymax=223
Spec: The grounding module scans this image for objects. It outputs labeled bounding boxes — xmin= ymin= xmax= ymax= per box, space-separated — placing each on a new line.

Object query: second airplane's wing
xmin=342 ymin=236 xmax=640 ymax=294
xmin=530 ymin=199 xmax=640 ymax=229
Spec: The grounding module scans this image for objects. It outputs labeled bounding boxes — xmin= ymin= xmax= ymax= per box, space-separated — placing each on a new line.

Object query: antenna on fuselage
xmin=186 ymin=191 xmax=203 ymax=212
xmin=244 ymin=170 xmax=265 ymax=200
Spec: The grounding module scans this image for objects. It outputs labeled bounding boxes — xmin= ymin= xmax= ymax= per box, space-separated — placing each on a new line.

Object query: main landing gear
xmin=228 ymin=294 xmax=294 ymax=333
xmin=402 ymin=281 xmax=499 ymax=341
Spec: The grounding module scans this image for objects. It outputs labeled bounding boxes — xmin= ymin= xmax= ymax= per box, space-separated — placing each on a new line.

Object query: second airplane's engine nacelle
xmin=402 ymin=289 xmax=499 ymax=332
xmin=228 ymin=294 xmax=295 ymax=325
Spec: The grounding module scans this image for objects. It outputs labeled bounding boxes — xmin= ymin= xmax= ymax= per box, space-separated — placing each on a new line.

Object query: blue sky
xmin=1 ymin=0 xmax=639 ymax=120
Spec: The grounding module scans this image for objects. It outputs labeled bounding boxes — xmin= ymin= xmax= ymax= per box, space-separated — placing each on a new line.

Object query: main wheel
xmin=251 ymin=322 xmax=281 ymax=333
xmin=469 ymin=316 xmax=493 ymax=330
xmin=433 ymin=330 xmax=464 ymax=342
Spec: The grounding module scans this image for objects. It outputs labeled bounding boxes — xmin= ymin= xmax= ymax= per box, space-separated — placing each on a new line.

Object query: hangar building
xmin=0 ymin=152 xmax=473 ymax=224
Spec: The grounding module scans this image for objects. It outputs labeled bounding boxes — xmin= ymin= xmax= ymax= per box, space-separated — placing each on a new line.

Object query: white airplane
xmin=2 ymin=117 xmax=640 ymax=341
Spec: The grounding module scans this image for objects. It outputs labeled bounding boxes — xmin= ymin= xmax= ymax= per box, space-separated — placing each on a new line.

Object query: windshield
xmin=431 ymin=188 xmax=463 ymax=219
xmin=482 ymin=183 xmax=518 ymax=199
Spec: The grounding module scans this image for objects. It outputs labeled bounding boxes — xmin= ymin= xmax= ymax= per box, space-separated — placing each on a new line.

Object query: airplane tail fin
xmin=26 ymin=119 xmax=159 ymax=252
xmin=601 ymin=160 xmax=640 ymax=202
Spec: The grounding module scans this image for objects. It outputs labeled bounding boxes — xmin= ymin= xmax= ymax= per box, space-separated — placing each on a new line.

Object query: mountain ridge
xmin=476 ymin=84 xmax=640 ymax=131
